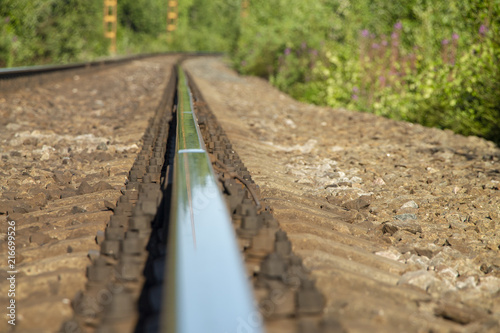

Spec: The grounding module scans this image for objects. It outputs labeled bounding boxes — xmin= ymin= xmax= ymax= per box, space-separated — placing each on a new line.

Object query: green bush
xmin=0 ymin=0 xmax=108 ymax=66
xmin=234 ymin=0 xmax=500 ymax=144
xmin=168 ymin=0 xmax=241 ymax=52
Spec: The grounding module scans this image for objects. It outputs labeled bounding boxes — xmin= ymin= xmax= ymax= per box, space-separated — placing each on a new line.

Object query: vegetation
xmin=234 ymin=0 xmax=500 ymax=144
xmin=0 ymin=0 xmax=499 ymax=144
xmin=0 ymin=0 xmax=170 ymax=67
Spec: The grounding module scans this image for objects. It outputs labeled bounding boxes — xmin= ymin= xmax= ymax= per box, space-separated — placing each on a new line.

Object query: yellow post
xmin=167 ymin=0 xmax=178 ymax=42
xmin=103 ymin=0 xmax=118 ymax=53
xmin=241 ymin=0 xmax=249 ymax=18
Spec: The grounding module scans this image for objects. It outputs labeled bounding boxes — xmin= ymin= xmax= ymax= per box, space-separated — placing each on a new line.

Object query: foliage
xmin=0 ymin=0 xmax=242 ymax=66
xmin=168 ymin=0 xmax=241 ymax=52
xmin=0 ymin=0 xmax=108 ymax=66
xmin=234 ymin=0 xmax=500 ymax=144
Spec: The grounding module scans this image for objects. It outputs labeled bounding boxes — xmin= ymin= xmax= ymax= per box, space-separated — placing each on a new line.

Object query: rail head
xmin=162 ymin=67 xmax=263 ymax=333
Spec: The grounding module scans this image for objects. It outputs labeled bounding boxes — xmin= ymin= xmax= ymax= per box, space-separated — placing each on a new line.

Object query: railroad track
xmin=55 ymin=61 xmax=328 ymax=332
xmin=4 ymin=54 xmax=498 ymax=333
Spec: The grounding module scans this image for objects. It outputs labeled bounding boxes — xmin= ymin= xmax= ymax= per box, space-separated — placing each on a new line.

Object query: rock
xmin=397 ymin=270 xmax=437 ymax=291
xmin=76 ymin=181 xmax=94 ymax=195
xmin=478 ymin=276 xmax=500 ymax=293
xmin=456 ymin=275 xmax=477 ymax=289
xmin=104 ymin=200 xmax=116 ymax=211
xmin=1 ymin=192 xmax=17 ymax=200
xmin=429 ymin=247 xmax=463 ymax=267
xmin=394 ymin=213 xmax=418 ymax=221
xmin=434 ymin=302 xmax=487 ymax=325
xmin=401 ymin=200 xmax=418 ymax=209
xmin=60 ymin=189 xmax=76 ymax=198
xmin=27 ymin=192 xmax=48 ymax=208
xmin=382 ymin=220 xmax=422 ymax=235
xmin=94 ymin=152 xmax=112 ymax=162
xmin=436 ymin=266 xmax=459 ymax=281
xmin=96 ymin=142 xmax=108 ymax=151
xmin=342 ymin=196 xmax=371 ymax=211
xmin=71 ymin=206 xmax=87 ymax=214
xmin=414 ymin=243 xmax=441 ymax=258
xmin=92 ymin=181 xmax=114 ymax=192
xmin=10 ymin=151 xmax=22 ymax=157
xmin=375 ymin=248 xmax=401 ymax=261
xmin=405 ymin=254 xmax=430 ymax=270
xmin=445 ymin=236 xmax=470 ymax=254
xmin=30 ymin=233 xmax=52 ymax=245
xmin=23 ymin=137 xmax=38 ymax=146
xmin=40 ymin=152 xmax=50 ymax=161
xmin=53 ymin=171 xmax=72 ymax=185
xmin=13 ymin=204 xmax=32 ymax=214
xmin=0 ymin=200 xmax=16 ymax=214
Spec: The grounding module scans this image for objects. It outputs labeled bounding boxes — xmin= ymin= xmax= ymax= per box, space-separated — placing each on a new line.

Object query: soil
xmin=185 ymin=56 xmax=500 ymax=333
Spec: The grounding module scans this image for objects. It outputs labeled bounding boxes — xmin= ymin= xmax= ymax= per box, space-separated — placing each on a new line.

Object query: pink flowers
xmin=479 ymin=24 xmax=488 ymax=36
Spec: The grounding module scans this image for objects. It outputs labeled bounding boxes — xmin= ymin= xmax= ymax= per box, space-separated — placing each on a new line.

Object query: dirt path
xmin=185 ymin=57 xmax=500 ymax=333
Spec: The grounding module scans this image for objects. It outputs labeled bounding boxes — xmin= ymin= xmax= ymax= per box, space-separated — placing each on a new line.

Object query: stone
xmin=53 ymin=171 xmax=72 ymax=185
xmin=0 ymin=200 xmax=16 ymax=214
xmin=342 ymin=196 xmax=370 ymax=211
xmin=76 ymin=181 xmax=94 ymax=195
xmin=382 ymin=220 xmax=422 ymax=235
xmin=96 ymin=142 xmax=108 ymax=151
xmin=401 ymin=200 xmax=418 ymax=209
xmin=394 ymin=213 xmax=418 ymax=221
xmin=92 ymin=181 xmax=114 ymax=192
xmin=71 ymin=206 xmax=87 ymax=214
xmin=397 ymin=270 xmax=437 ymax=291
xmin=30 ymin=233 xmax=52 ymax=245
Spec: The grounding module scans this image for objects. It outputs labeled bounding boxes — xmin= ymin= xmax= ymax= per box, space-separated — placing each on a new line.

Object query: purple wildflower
xmin=381 ymin=39 xmax=388 ymax=47
xmin=452 ymin=33 xmax=459 ymax=40
xmin=394 ymin=21 xmax=402 ymax=30
xmin=310 ymin=49 xmax=318 ymax=56
xmin=441 ymin=39 xmax=449 ymax=45
xmin=479 ymin=24 xmax=487 ymax=36
xmin=4 ymin=16 xmax=10 ymax=23
xmin=352 ymin=86 xmax=359 ymax=93
xmin=391 ymin=32 xmax=398 ymax=40
xmin=372 ymin=43 xmax=380 ymax=49
xmin=301 ymin=42 xmax=307 ymax=50
xmin=351 ymin=94 xmax=359 ymax=101
xmin=361 ymin=29 xmax=369 ymax=38
xmin=379 ymin=76 xmax=386 ymax=84
xmin=284 ymin=48 xmax=291 ymax=56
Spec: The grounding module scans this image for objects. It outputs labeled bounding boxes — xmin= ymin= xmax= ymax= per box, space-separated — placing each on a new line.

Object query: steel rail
xmin=0 ymin=52 xmax=224 ymax=80
xmin=161 ymin=67 xmax=263 ymax=333
xmin=0 ymin=54 xmax=152 ymax=79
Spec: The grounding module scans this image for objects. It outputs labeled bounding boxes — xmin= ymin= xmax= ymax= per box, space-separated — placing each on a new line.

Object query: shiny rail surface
xmin=161 ymin=67 xmax=262 ymax=333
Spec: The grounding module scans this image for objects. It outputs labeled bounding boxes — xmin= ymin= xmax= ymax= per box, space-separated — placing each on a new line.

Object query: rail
xmin=0 ymin=53 xmax=223 ymax=80
xmin=161 ymin=67 xmax=263 ymax=333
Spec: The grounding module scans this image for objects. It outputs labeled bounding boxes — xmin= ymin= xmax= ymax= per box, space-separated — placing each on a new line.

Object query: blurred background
xmin=1 ymin=0 xmax=499 ymax=143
